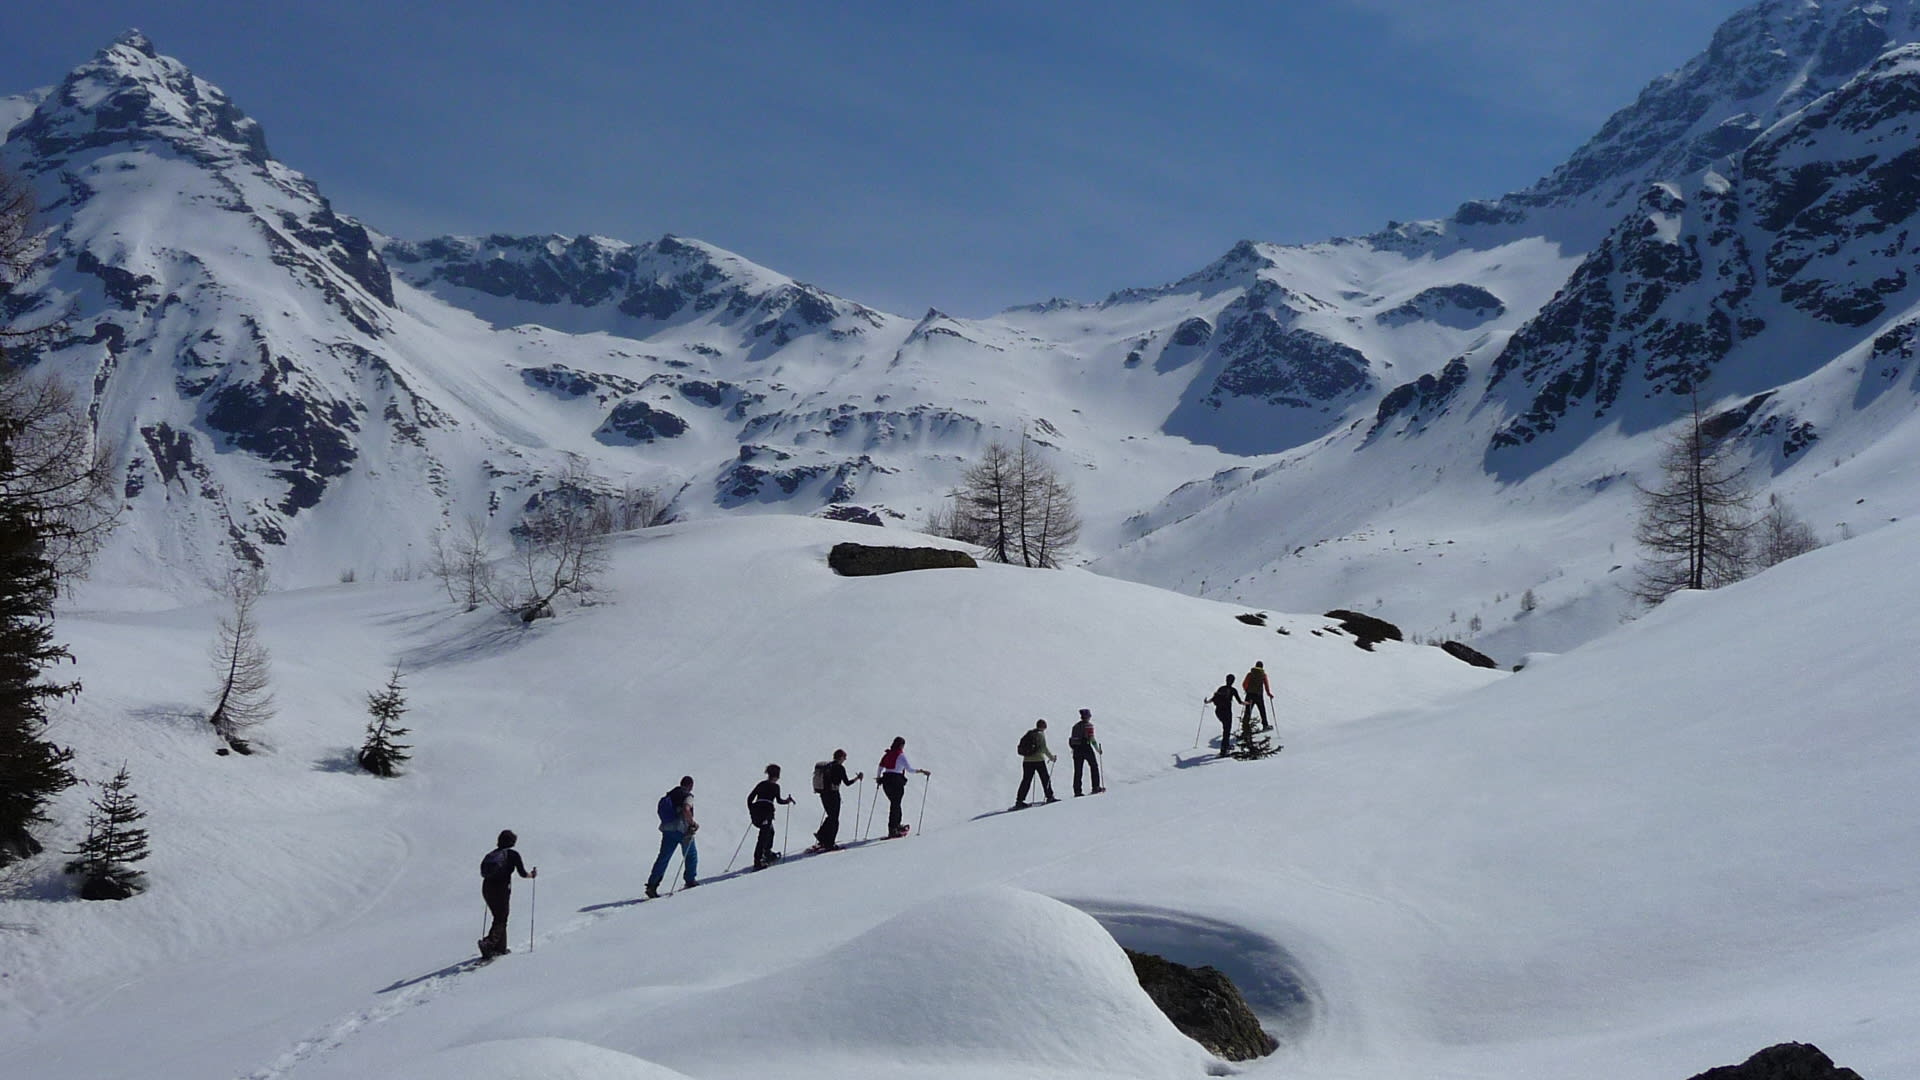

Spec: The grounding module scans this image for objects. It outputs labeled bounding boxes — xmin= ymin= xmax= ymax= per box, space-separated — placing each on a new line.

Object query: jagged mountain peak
xmin=9 ymin=30 xmax=271 ymax=171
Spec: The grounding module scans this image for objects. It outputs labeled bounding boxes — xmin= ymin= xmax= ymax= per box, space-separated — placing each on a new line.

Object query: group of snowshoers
xmin=478 ymin=679 xmax=1275 ymax=957
xmin=1207 ymin=660 xmax=1277 ymax=756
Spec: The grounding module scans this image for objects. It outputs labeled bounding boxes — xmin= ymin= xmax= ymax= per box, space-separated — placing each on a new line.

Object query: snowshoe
xmin=1043 ymin=796 xmax=1060 ymax=804
xmin=644 ymin=883 xmax=660 ymax=899
xmin=888 ymin=825 xmax=911 ymax=838
xmin=1009 ymin=802 xmax=1029 ymax=811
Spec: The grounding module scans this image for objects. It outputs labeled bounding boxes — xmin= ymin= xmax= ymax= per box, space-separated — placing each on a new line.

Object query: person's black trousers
xmin=1072 ymin=747 xmax=1101 ymax=795
xmin=880 ymin=774 xmax=907 ymax=834
xmin=1016 ymin=760 xmax=1055 ymax=803
xmin=816 ymin=789 xmax=842 ymax=846
xmin=482 ymin=879 xmax=511 ymax=950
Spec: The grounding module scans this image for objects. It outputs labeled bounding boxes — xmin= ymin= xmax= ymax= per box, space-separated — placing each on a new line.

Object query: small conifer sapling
xmin=357 ymin=667 xmax=412 ymax=778
xmin=65 ymin=764 xmax=150 ymax=900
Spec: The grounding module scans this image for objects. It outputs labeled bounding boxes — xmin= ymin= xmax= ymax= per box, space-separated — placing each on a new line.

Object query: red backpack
xmin=879 ymin=747 xmax=902 ymax=771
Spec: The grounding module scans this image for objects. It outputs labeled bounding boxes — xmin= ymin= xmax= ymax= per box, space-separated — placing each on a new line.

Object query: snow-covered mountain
xmin=5 ymin=4 xmax=1920 ymax=658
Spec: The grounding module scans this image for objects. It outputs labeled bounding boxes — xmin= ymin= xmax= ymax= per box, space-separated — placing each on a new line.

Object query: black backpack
xmin=1017 ymin=728 xmax=1040 ymax=756
xmin=812 ymin=761 xmax=834 ymax=793
xmin=480 ymin=848 xmax=512 ymax=881
xmin=1069 ymin=719 xmax=1092 ymax=748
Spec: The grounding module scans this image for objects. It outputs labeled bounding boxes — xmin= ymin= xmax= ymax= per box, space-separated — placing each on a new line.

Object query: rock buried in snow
xmin=1235 ymin=612 xmax=1268 ymax=626
xmin=1124 ymin=947 xmax=1278 ymax=1061
xmin=827 ymin=542 xmax=976 ymax=576
xmin=1683 ymin=1042 xmax=1865 ymax=1080
xmin=1323 ymin=609 xmax=1403 ymax=650
xmin=1439 ymin=640 xmax=1499 ymax=668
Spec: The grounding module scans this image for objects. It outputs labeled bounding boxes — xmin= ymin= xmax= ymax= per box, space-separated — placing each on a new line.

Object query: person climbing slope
xmin=1208 ymin=675 xmax=1242 ymax=756
xmin=747 ymin=764 xmax=797 ymax=870
xmin=1013 ymin=719 xmax=1059 ymax=808
xmin=1069 ymin=708 xmax=1104 ymax=796
xmin=876 ymin=736 xmax=930 ymax=838
xmin=645 ymin=775 xmax=698 ymax=899
xmin=809 ymin=749 xmax=862 ymax=852
xmin=478 ymin=829 xmax=536 ymax=959
xmin=1242 ymin=660 xmax=1275 ymax=732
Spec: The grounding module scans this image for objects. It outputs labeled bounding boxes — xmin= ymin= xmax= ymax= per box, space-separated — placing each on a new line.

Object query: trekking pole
xmin=724 ymin=824 xmax=751 ymax=873
xmin=528 ymin=874 xmax=537 ymax=953
xmin=854 ymin=781 xmax=864 ymax=842
xmin=665 ymin=845 xmax=683 ymax=896
xmin=862 ymin=780 xmax=881 ymax=840
xmin=916 ymin=775 xmax=930 ymax=835
xmin=782 ymin=802 xmax=791 ymax=856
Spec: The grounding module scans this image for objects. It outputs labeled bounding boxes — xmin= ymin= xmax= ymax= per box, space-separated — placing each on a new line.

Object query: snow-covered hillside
xmin=2 ymin=514 xmax=1915 ymax=1079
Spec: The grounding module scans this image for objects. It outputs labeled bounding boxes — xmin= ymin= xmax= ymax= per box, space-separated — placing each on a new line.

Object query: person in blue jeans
xmin=645 ymin=775 xmax=699 ymax=899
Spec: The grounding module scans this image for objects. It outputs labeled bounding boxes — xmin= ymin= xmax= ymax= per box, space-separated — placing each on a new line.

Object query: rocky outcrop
xmin=1324 ymin=610 xmax=1403 ymax=651
xmin=827 ymin=543 xmax=975 ymax=576
xmin=1123 ymin=947 xmax=1277 ymax=1062
xmin=1440 ymin=640 xmax=1499 ymax=669
xmin=1375 ymin=284 xmax=1505 ymax=328
xmin=1684 ymin=1042 xmax=1865 ymax=1080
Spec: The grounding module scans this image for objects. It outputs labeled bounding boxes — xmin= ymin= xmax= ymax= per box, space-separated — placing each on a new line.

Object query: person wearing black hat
xmin=747 ymin=764 xmax=798 ymax=869
xmin=1207 ymin=675 xmax=1243 ymax=756
xmin=1068 ymin=708 xmax=1104 ymax=796
xmin=478 ymin=829 xmax=536 ymax=958
xmin=809 ymin=749 xmax=863 ymax=852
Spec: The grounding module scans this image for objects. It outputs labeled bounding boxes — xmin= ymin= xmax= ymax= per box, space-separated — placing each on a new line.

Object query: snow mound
xmin=405 ymin=1037 xmax=694 ymax=1080
xmin=610 ymin=886 xmax=1214 ymax=1075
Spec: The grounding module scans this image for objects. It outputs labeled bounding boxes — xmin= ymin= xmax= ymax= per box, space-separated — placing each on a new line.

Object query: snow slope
xmin=3 ymin=514 xmax=1916 ymax=1079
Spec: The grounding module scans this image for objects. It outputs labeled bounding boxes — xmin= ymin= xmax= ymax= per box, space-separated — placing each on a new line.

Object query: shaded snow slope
xmin=4 ymin=514 xmax=1919 ymax=1079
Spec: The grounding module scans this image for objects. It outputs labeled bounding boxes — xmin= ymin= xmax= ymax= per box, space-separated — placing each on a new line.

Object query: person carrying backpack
xmin=1241 ymin=660 xmax=1275 ymax=731
xmin=809 ymin=749 xmax=863 ymax=852
xmin=644 ymin=776 xmax=698 ymax=899
xmin=1068 ymin=708 xmax=1105 ymax=797
xmin=876 ymin=736 xmax=930 ymax=838
xmin=747 ymin=764 xmax=798 ymax=870
xmin=1013 ymin=719 xmax=1058 ymax=808
xmin=1208 ymin=675 xmax=1242 ymax=756
xmin=478 ymin=829 xmax=536 ymax=959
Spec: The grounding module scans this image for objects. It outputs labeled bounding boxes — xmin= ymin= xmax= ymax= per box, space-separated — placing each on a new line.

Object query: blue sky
xmin=3 ymin=1 xmax=1748 ymax=316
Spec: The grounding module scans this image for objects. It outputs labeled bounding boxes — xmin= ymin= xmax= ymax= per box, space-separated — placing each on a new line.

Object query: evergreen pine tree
xmin=65 ymin=764 xmax=150 ymax=900
xmin=357 ymin=667 xmax=412 ymax=778
xmin=0 ymin=502 xmax=78 ymax=865
xmin=1230 ymin=706 xmax=1280 ymax=760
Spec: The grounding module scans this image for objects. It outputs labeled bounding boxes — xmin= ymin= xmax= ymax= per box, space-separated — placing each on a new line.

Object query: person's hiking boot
xmin=644 ymin=882 xmax=660 ymax=899
xmin=1043 ymin=796 xmax=1060 ymax=804
xmin=682 ymin=878 xmax=699 ymax=889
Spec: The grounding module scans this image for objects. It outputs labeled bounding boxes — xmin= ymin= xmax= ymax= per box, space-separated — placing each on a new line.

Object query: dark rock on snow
xmin=1235 ymin=612 xmax=1269 ymax=626
xmin=1124 ymin=947 xmax=1278 ymax=1061
xmin=1439 ymin=640 xmax=1500 ymax=669
xmin=827 ymin=543 xmax=975 ymax=577
xmin=1684 ymin=1042 xmax=1864 ymax=1080
xmin=1323 ymin=610 xmax=1404 ymax=651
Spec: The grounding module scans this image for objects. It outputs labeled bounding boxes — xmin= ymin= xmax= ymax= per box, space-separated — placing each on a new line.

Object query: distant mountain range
xmin=4 ymin=2 xmax=1920 ymax=657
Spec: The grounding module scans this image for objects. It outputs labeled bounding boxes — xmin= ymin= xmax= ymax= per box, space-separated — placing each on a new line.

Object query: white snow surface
xmin=2 ymin=514 xmax=1915 ymax=1079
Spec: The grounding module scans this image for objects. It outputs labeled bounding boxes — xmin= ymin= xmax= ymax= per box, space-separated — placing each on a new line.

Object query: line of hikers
xmin=479 ymin=683 xmax=1272 ymax=955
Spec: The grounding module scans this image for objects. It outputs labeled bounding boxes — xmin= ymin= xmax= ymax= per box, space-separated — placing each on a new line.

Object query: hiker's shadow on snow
xmin=377 ymin=956 xmax=488 ymax=993
xmin=1172 ymin=750 xmax=1231 ymax=769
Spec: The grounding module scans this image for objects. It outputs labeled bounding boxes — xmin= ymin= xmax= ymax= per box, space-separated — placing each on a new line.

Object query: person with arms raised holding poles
xmin=478 ymin=829 xmax=536 ymax=959
xmin=1208 ymin=674 xmax=1242 ymax=756
xmin=876 ymin=736 xmax=929 ymax=838
xmin=645 ymin=776 xmax=698 ymax=899
xmin=808 ymin=749 xmax=862 ymax=852
xmin=747 ymin=764 xmax=797 ymax=870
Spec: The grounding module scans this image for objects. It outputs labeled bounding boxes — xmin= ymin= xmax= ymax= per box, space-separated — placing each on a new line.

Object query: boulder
xmin=1685 ymin=1042 xmax=1864 ymax=1080
xmin=1124 ymin=947 xmax=1277 ymax=1061
xmin=828 ymin=543 xmax=976 ymax=577
xmin=1323 ymin=609 xmax=1403 ymax=650
xmin=1439 ymin=640 xmax=1499 ymax=668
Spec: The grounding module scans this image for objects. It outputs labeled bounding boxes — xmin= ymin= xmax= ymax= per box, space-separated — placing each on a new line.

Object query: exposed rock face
xmin=1375 ymin=284 xmax=1506 ymax=328
xmin=595 ymin=400 xmax=688 ymax=445
xmin=1123 ymin=947 xmax=1277 ymax=1062
xmin=1685 ymin=1042 xmax=1865 ymax=1080
xmin=1440 ymin=640 xmax=1499 ymax=669
xmin=1324 ymin=610 xmax=1404 ymax=650
xmin=827 ymin=543 xmax=976 ymax=576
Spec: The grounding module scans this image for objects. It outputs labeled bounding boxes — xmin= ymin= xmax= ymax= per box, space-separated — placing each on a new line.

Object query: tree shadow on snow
xmin=311 ymin=748 xmax=362 ymax=774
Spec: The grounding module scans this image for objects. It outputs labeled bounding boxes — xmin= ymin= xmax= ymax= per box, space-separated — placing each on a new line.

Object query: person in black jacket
xmin=748 ymin=764 xmax=797 ymax=870
xmin=479 ymin=829 xmax=536 ymax=958
xmin=810 ymin=749 xmax=863 ymax=852
xmin=1207 ymin=675 xmax=1242 ymax=756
